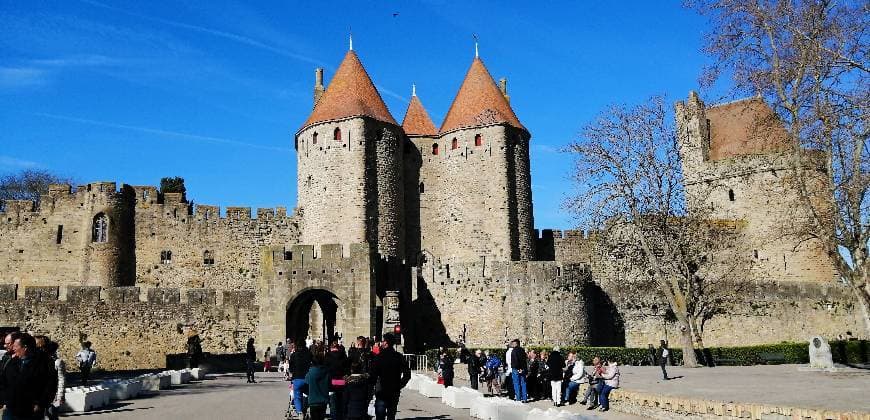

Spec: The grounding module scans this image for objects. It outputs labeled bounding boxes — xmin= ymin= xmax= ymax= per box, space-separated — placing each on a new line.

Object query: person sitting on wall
xmin=596 ymin=360 xmax=620 ymax=412
xmin=563 ymin=355 xmax=587 ymax=405
xmin=583 ymin=357 xmax=603 ymax=410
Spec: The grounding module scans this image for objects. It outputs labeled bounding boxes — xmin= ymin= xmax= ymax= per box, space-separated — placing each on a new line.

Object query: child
xmin=343 ymin=361 xmax=370 ymax=420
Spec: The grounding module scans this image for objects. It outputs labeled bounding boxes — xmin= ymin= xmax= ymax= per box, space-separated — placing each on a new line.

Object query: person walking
xmin=74 ymin=341 xmax=96 ymax=386
xmin=263 ymin=347 xmax=272 ymax=372
xmin=483 ymin=350 xmax=502 ymax=396
xmin=44 ymin=341 xmax=65 ymax=420
xmin=245 ymin=338 xmax=257 ymax=383
xmin=507 ymin=339 xmax=528 ymax=402
xmin=658 ymin=340 xmax=670 ymax=380
xmin=303 ymin=345 xmax=330 ymax=420
xmin=187 ymin=333 xmax=203 ymax=369
xmin=547 ymin=347 xmax=565 ymax=406
xmin=343 ymin=361 xmax=370 ymax=420
xmin=326 ymin=341 xmax=348 ymax=420
xmin=1 ymin=333 xmax=55 ymax=420
xmin=288 ymin=341 xmax=313 ymax=417
xmin=437 ymin=351 xmax=454 ymax=388
xmin=276 ymin=341 xmax=286 ymax=364
xmin=369 ymin=332 xmax=411 ymax=420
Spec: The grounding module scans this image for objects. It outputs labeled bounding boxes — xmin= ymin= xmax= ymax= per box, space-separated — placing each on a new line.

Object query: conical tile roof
xmin=402 ymin=94 xmax=437 ymax=136
xmin=440 ymin=58 xmax=525 ymax=134
xmin=300 ymin=51 xmax=397 ymax=131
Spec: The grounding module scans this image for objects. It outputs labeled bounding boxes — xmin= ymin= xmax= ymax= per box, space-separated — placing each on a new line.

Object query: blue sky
xmin=0 ymin=1 xmax=728 ymax=229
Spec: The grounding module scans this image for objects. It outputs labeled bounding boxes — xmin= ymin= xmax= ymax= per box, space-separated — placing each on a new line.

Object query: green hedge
xmin=421 ymin=340 xmax=868 ymax=367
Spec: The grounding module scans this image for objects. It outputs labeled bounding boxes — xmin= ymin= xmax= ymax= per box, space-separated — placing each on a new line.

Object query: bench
xmin=713 ymin=357 xmax=739 ymax=366
xmin=758 ymin=352 xmax=786 ymax=365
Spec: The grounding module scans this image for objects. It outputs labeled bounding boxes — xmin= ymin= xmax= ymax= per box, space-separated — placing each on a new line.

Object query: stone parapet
xmin=611 ymin=389 xmax=870 ymax=420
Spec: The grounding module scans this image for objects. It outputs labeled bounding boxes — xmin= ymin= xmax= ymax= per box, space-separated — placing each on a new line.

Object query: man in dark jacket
xmin=289 ymin=342 xmax=313 ymax=415
xmin=245 ymin=338 xmax=256 ymax=383
xmin=369 ymin=333 xmax=410 ymax=420
xmin=547 ymin=347 xmax=565 ymax=406
xmin=1 ymin=333 xmax=56 ymax=420
xmin=507 ymin=339 xmax=528 ymax=402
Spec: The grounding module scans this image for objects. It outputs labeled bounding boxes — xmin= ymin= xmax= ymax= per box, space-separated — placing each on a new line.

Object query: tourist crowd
xmin=249 ymin=333 xmax=411 ymax=420
xmin=432 ymin=338 xmax=659 ymax=412
xmin=0 ymin=331 xmax=96 ymax=420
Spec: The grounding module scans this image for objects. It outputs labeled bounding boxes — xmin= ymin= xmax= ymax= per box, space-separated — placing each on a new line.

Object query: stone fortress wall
xmin=535 ymin=229 xmax=864 ymax=347
xmin=0 ymin=283 xmax=257 ymax=370
xmin=0 ymin=182 xmax=302 ymax=295
xmin=407 ymin=257 xmax=590 ymax=349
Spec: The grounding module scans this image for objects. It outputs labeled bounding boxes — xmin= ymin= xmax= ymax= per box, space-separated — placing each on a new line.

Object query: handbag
xmin=437 ymin=375 xmax=444 ymax=385
xmin=331 ymin=378 xmax=346 ymax=387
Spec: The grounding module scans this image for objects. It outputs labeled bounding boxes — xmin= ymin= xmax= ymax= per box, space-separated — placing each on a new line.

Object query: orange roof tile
xmin=300 ymin=51 xmax=397 ymax=131
xmin=440 ymin=58 xmax=525 ymax=134
xmin=706 ymin=98 xmax=794 ymax=160
xmin=402 ymin=95 xmax=437 ymax=136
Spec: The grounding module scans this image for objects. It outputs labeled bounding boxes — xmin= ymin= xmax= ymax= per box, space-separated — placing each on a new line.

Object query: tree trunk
xmin=674 ymin=312 xmax=699 ymax=367
xmin=688 ymin=315 xmax=708 ymax=366
xmin=849 ymin=277 xmax=870 ymax=335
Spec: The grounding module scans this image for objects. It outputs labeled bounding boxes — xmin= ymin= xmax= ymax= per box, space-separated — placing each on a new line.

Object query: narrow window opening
xmin=432 ymin=143 xmax=439 ymax=155
xmin=161 ymin=250 xmax=172 ymax=264
xmin=474 ymin=133 xmax=482 ymax=146
xmin=451 ymin=138 xmax=458 ymax=150
xmin=334 ymin=127 xmax=342 ymax=141
xmin=203 ymin=250 xmax=214 ymax=265
xmin=142 ymin=190 xmax=150 ymax=201
xmin=284 ymin=251 xmax=293 ymax=260
xmin=728 ymin=189 xmax=735 ymax=201
xmin=753 ymin=249 xmax=759 ymax=259
xmin=92 ymin=213 xmax=108 ymax=243
xmin=313 ymin=132 xmax=318 ymax=144
xmin=56 ymin=225 xmax=63 ymax=244
xmin=419 ymin=182 xmax=425 ymax=194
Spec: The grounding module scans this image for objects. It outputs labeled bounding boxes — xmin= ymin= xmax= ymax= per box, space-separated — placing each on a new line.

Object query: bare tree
xmin=566 ymin=96 xmax=753 ymax=367
xmin=0 ymin=169 xmax=74 ymax=210
xmin=690 ymin=0 xmax=870 ymax=332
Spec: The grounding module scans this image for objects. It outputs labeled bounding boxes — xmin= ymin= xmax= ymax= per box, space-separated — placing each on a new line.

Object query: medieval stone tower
xmin=675 ymin=91 xmax=838 ymax=283
xmin=403 ymin=57 xmax=535 ymax=264
xmin=295 ymin=50 xmax=405 ymax=261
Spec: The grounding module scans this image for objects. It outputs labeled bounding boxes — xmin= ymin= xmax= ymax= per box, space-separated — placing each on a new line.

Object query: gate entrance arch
xmin=286 ymin=289 xmax=340 ymax=345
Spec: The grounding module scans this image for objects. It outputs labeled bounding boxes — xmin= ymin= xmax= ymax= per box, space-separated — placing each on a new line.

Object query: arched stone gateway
xmin=286 ymin=289 xmax=340 ymax=345
xmin=256 ymin=243 xmax=379 ymax=350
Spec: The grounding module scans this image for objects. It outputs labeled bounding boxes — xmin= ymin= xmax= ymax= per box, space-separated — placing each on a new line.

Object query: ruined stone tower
xmin=410 ymin=57 xmax=535 ymax=263
xmin=295 ymin=50 xmax=405 ymax=260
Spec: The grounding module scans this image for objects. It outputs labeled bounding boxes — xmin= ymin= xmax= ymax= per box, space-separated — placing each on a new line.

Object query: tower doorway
xmin=286 ymin=289 xmax=341 ymax=345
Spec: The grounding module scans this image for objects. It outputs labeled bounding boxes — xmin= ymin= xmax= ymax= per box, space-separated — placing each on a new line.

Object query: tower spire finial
xmin=412 ymin=83 xmax=416 ymax=97
xmin=473 ymin=33 xmax=479 ymax=58
xmin=349 ymin=28 xmax=353 ymax=51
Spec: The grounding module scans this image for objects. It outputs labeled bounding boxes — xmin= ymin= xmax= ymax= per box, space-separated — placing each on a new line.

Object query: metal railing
xmin=404 ymin=354 xmax=429 ymax=372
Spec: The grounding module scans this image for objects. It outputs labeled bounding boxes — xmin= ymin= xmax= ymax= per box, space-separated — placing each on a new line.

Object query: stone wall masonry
xmin=588 ymin=254 xmax=866 ymax=346
xmin=413 ymin=125 xmax=515 ymax=263
xmin=0 ymin=284 xmax=258 ymax=370
xmin=413 ymin=259 xmax=590 ymax=348
xmin=296 ymin=118 xmax=405 ymax=259
xmin=256 ymin=242 xmax=376 ymax=352
xmin=131 ymin=189 xmax=300 ymax=294
xmin=0 ymin=183 xmax=136 ymax=288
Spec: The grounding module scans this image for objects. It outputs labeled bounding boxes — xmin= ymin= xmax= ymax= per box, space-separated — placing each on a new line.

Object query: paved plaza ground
xmin=59 ymin=372 xmax=639 ymax=419
xmin=616 ymin=364 xmax=870 ymax=413
xmin=59 ymin=364 xmax=869 ymax=419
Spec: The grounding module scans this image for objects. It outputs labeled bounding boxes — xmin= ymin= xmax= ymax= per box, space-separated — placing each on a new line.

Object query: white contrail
xmin=34 ymin=112 xmax=291 ymax=153
xmin=78 ymin=0 xmax=327 ymax=67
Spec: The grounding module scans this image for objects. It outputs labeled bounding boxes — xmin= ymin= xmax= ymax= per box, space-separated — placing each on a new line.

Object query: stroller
xmin=285 ymin=382 xmax=309 ymax=420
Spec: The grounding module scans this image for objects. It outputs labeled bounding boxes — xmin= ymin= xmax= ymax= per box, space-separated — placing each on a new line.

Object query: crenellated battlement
xmin=267 ymin=243 xmax=372 ymax=274
xmin=0 ymin=283 xmax=257 ymax=308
